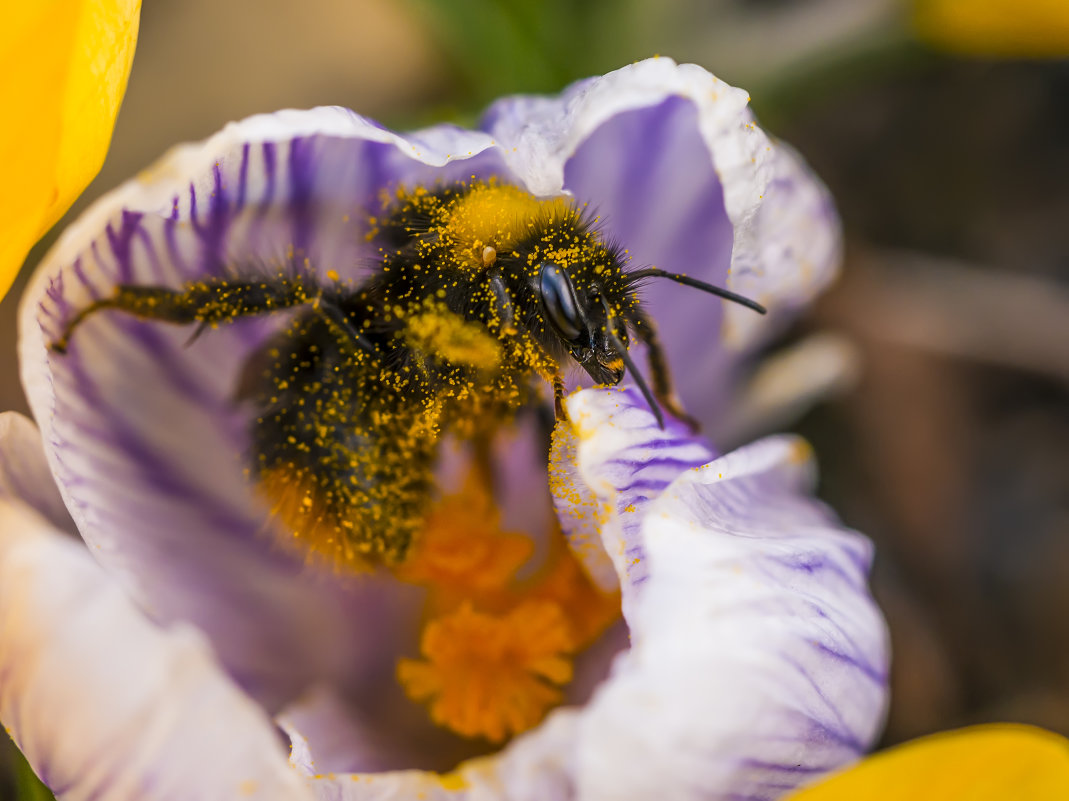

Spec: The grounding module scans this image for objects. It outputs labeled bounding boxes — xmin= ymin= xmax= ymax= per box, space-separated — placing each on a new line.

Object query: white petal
xmin=0 ymin=499 xmax=311 ymax=801
xmin=723 ymin=141 xmax=842 ymax=350
xmin=564 ymin=391 xmax=889 ymax=801
xmin=292 ymin=710 xmax=580 ymax=801
xmin=0 ymin=412 xmax=73 ymax=533
xmin=483 ymin=57 xmax=841 ymax=344
xmin=550 ymin=386 xmax=714 ymax=601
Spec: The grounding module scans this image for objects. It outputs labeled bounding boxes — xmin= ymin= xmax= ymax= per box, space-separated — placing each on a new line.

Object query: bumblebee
xmin=52 ymin=180 xmax=764 ymax=565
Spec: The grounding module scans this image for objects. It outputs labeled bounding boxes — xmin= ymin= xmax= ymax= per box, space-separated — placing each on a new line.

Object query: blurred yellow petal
xmin=914 ymin=0 xmax=1069 ymax=58
xmin=789 ymin=724 xmax=1069 ymax=800
xmin=0 ymin=0 xmax=140 ymax=301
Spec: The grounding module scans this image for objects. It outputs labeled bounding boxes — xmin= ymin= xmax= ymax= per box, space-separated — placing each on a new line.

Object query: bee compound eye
xmin=538 ymin=264 xmax=583 ymax=341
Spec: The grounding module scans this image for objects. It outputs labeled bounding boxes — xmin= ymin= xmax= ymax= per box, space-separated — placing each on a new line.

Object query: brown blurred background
xmin=3 ymin=0 xmax=1069 ymax=790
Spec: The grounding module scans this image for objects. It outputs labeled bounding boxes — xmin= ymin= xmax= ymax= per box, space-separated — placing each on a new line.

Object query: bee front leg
xmin=553 ymin=373 xmax=568 ymax=421
xmin=630 ymin=308 xmax=700 ymax=431
xmin=51 ymin=276 xmax=317 ymax=353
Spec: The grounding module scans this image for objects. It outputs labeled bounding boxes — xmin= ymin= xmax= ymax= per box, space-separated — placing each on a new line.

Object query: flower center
xmin=395 ymin=471 xmax=620 ymax=742
xmin=397 ymin=601 xmax=573 ymax=743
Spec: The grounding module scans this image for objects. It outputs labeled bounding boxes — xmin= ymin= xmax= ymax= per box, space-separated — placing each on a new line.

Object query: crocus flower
xmin=912 ymin=0 xmax=1069 ymax=57
xmin=1 ymin=0 xmax=141 ymax=301
xmin=2 ymin=58 xmax=888 ymax=800
xmin=787 ymin=723 xmax=1069 ymax=800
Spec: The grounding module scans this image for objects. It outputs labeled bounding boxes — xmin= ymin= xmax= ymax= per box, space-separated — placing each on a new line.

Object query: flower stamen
xmin=396 ymin=469 xmax=621 ymax=741
xmin=396 ymin=475 xmax=531 ymax=596
xmin=397 ymin=601 xmax=573 ymax=743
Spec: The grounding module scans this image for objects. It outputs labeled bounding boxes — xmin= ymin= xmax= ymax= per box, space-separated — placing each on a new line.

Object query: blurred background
xmin=3 ymin=0 xmax=1069 ymax=795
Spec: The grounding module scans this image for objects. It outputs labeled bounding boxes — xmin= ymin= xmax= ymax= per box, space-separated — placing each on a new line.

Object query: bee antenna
xmin=601 ymin=297 xmax=664 ymax=429
xmin=625 ymin=268 xmax=767 ymax=315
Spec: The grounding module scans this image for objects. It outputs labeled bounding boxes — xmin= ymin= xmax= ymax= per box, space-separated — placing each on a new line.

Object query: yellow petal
xmin=0 ymin=0 xmax=140 ymax=301
xmin=788 ymin=724 xmax=1069 ymax=800
xmin=913 ymin=0 xmax=1069 ymax=57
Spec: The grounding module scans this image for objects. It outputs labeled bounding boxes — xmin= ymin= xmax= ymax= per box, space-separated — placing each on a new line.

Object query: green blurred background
xmin=4 ymin=0 xmax=1069 ymax=795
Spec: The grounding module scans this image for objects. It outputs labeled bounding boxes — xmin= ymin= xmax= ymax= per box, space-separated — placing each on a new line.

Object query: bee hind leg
xmin=310 ymin=295 xmax=377 ymax=355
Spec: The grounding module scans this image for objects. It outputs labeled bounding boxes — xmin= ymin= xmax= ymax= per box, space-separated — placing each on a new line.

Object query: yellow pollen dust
xmin=397 ymin=601 xmax=573 ymax=743
xmin=403 ymin=301 xmax=502 ymax=372
xmin=437 ymin=182 xmax=572 ymax=271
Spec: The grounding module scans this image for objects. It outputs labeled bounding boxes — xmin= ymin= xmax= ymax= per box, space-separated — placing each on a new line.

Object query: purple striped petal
xmin=482 ymin=57 xmax=842 ymax=432
xmin=0 ymin=499 xmax=312 ymax=801
xmin=19 ymin=109 xmax=504 ymax=711
xmin=0 ymin=413 xmax=73 ymax=534
xmin=557 ymin=388 xmax=888 ymax=801
xmin=551 ymin=386 xmax=714 ymax=605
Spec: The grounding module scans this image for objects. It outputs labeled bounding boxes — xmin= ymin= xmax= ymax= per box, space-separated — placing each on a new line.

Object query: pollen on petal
xmin=397 ymin=601 xmax=574 ymax=742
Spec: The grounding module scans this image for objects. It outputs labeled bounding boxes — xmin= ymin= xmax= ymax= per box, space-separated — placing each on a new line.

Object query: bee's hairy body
xmin=53 ymin=180 xmax=687 ymax=565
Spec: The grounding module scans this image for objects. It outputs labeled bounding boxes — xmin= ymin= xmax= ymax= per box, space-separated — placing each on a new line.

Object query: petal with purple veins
xmin=557 ymin=388 xmax=889 ymax=801
xmin=550 ymin=386 xmax=714 ymax=603
xmin=19 ymin=109 xmax=509 ymax=711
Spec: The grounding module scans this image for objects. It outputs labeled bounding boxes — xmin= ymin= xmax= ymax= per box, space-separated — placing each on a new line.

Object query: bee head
xmin=536 ymin=262 xmax=631 ymax=385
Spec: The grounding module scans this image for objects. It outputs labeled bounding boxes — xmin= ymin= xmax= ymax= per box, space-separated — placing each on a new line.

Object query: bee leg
xmin=631 ymin=308 xmax=700 ymax=431
xmin=553 ymin=373 xmax=568 ymax=421
xmin=311 ymin=295 xmax=376 ymax=355
xmin=51 ymin=276 xmax=318 ymax=354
